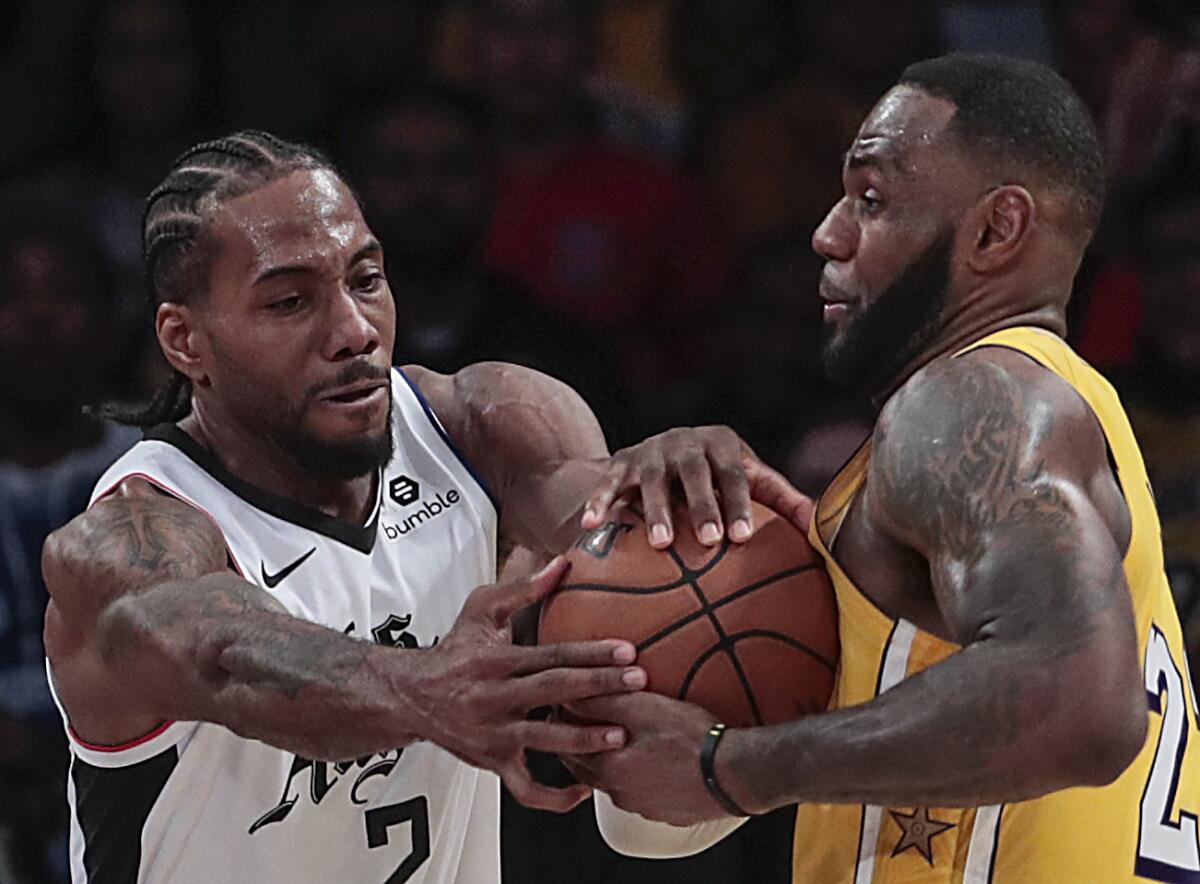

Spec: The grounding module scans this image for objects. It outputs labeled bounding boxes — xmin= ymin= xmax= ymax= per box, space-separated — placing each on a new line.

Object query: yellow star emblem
xmin=889 ymin=806 xmax=955 ymax=865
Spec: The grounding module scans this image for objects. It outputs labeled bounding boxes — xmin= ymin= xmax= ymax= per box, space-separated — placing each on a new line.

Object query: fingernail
xmin=700 ymin=522 xmax=722 ymax=545
xmin=650 ymin=524 xmax=671 ymax=547
xmin=623 ymin=667 xmax=647 ymax=688
xmin=730 ymin=518 xmax=752 ymax=541
xmin=612 ymin=642 xmax=636 ymax=664
xmin=606 ymin=728 xmax=626 ymax=746
xmin=582 ymin=508 xmax=598 ymax=525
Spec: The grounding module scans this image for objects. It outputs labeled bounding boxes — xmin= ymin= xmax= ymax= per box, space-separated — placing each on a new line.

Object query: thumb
xmin=747 ymin=462 xmax=815 ymax=533
xmin=488 ymin=556 xmax=571 ymax=625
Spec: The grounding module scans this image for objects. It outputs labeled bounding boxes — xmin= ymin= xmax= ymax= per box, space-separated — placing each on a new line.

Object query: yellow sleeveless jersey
xmin=792 ymin=327 xmax=1200 ymax=884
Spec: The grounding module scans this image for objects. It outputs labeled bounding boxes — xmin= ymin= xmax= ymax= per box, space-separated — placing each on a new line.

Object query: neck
xmin=180 ymin=402 xmax=377 ymax=525
xmin=872 ymin=292 xmax=1067 ymax=407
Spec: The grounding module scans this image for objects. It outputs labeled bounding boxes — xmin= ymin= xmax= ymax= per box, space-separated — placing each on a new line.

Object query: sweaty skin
xmin=568 ymin=84 xmax=1146 ymax=826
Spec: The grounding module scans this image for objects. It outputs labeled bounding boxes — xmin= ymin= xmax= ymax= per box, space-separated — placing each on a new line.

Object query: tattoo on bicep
xmin=86 ymin=496 xmax=227 ymax=585
xmin=877 ymin=365 xmax=1073 ymax=561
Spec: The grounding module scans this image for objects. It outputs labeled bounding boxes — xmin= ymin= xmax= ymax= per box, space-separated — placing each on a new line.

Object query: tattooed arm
xmin=43 ymin=478 xmax=641 ymax=809
xmin=715 ymin=350 xmax=1147 ymax=811
xmin=563 ymin=349 xmax=1147 ymax=824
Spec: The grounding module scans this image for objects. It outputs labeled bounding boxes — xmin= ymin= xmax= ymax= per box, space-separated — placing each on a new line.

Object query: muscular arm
xmin=406 ymin=362 xmax=610 ymax=554
xmin=45 ymin=480 xmax=637 ymax=784
xmin=720 ymin=352 xmax=1147 ymax=810
xmin=43 ymin=480 xmax=427 ymax=760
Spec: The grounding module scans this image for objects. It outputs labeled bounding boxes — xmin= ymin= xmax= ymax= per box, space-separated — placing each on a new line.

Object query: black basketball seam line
xmin=664 ymin=543 xmax=765 ymax=727
xmin=632 ymin=563 xmax=822 ymax=651
xmin=708 ymin=629 xmax=837 ymax=672
xmin=555 ymin=534 xmax=735 ymax=596
xmin=557 ymin=561 xmax=820 ymax=597
xmin=677 ymin=629 xmax=836 ymax=715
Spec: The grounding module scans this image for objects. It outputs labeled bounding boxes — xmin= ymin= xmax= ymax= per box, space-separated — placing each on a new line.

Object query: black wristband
xmin=699 ymin=723 xmax=751 ymax=817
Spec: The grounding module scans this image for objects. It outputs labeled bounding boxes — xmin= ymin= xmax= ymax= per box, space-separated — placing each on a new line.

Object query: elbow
xmin=1063 ymin=689 xmax=1147 ymax=787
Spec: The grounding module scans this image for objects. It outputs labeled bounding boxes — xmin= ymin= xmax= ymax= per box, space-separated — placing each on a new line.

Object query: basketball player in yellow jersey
xmin=566 ymin=53 xmax=1200 ymax=883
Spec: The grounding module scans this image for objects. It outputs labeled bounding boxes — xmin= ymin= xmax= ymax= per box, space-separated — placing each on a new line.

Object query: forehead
xmin=209 ymin=169 xmax=371 ymax=273
xmin=847 ymin=86 xmax=958 ymax=178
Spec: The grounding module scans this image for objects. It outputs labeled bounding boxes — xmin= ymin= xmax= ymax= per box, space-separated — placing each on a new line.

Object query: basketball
xmin=539 ymin=501 xmax=838 ymax=727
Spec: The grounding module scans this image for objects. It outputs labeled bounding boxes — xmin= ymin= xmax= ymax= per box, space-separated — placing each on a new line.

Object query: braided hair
xmin=100 ymin=130 xmax=336 ymax=426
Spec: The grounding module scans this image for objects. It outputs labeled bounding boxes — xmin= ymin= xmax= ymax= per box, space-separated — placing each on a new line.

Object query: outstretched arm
xmin=409 ymin=362 xmax=813 ymax=555
xmin=568 ymin=351 xmax=1147 ymax=823
xmin=44 ymin=479 xmax=641 ymax=810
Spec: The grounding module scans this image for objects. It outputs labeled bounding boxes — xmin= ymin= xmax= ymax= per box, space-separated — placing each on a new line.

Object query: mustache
xmin=309 ymin=362 xmax=390 ymax=399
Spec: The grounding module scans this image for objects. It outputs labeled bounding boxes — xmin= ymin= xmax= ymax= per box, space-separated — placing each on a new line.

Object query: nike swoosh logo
xmin=261 ymin=548 xmax=316 ymax=588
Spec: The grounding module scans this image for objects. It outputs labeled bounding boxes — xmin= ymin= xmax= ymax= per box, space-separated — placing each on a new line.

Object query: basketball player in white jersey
xmin=39 ymin=131 xmax=805 ymax=884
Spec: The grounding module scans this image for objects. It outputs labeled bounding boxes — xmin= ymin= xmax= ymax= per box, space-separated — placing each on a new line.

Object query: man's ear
xmin=965 ymin=185 xmax=1036 ymax=274
xmin=156 ymin=302 xmax=210 ymax=387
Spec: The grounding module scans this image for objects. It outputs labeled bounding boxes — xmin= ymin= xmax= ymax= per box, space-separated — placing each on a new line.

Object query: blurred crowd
xmin=1 ymin=0 xmax=1199 ymax=881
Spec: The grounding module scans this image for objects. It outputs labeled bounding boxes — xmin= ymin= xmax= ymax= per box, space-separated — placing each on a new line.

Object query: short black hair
xmin=98 ymin=130 xmax=339 ymax=427
xmin=899 ymin=53 xmax=1106 ymax=234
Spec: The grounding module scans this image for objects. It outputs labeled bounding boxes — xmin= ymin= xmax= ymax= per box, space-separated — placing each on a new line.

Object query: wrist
xmin=700 ymin=724 xmax=753 ymax=817
xmin=712 ymin=727 xmax=771 ymax=816
xmin=374 ymin=644 xmax=438 ymax=745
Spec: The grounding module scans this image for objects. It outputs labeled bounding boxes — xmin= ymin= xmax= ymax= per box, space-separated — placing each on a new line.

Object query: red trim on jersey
xmin=91 ymin=470 xmax=246 ymax=578
xmin=63 ymin=469 xmax=246 ymax=754
xmin=69 ymin=720 xmax=174 ymax=753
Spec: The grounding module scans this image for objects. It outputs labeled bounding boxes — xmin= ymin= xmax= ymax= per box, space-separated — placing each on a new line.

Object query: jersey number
xmin=365 ymin=796 xmax=430 ymax=884
xmin=1137 ymin=627 xmax=1200 ymax=882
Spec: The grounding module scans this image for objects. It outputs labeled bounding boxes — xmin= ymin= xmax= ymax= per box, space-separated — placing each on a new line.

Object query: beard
xmin=281 ymin=405 xmax=395 ymax=481
xmin=822 ymin=228 xmax=955 ymax=394
xmin=241 ymin=363 xmax=396 ymax=482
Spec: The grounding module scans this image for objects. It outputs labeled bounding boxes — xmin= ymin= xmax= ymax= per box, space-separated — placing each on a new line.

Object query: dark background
xmin=1 ymin=1 xmax=1199 ymax=881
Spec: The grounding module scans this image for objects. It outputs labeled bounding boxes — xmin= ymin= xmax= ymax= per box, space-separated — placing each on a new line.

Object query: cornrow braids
xmin=96 ymin=131 xmax=338 ymax=427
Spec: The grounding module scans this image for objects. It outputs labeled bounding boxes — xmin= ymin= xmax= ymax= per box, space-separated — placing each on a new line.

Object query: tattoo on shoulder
xmin=875 ymin=362 xmax=1072 ymax=559
xmin=81 ymin=492 xmax=227 ymax=585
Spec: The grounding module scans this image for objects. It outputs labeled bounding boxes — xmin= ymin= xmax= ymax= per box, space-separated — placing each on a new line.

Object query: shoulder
xmin=43 ymin=476 xmax=227 ymax=610
xmin=876 ymin=346 xmax=1104 ymax=473
xmin=870 ymin=347 xmax=1118 ymax=549
xmin=400 ymin=361 xmax=588 ymax=436
xmin=399 ymin=362 xmax=606 ymax=496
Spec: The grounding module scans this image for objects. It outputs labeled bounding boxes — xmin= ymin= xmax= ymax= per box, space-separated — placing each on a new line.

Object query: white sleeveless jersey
xmin=52 ymin=368 xmax=502 ymax=884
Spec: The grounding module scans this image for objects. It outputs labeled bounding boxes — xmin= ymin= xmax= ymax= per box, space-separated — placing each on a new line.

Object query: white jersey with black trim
xmin=50 ymin=368 xmax=501 ymax=884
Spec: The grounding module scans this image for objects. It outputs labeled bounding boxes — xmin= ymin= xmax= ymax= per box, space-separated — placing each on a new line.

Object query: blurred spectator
xmin=473 ymin=0 xmax=730 ymax=437
xmin=295 ymin=0 xmax=443 ymax=144
xmin=28 ymin=0 xmax=225 ymax=347
xmin=682 ymin=0 xmax=941 ymax=248
xmin=336 ymin=85 xmax=631 ymax=442
xmin=939 ymin=0 xmax=1052 ymax=60
xmin=588 ymin=0 xmax=687 ymax=157
xmin=0 ymin=198 xmax=137 ymax=884
xmin=1111 ymin=167 xmax=1200 ymax=672
xmin=73 ymin=0 xmax=223 ymax=284
xmin=1068 ymin=10 xmax=1198 ymax=369
xmin=1048 ymin=0 xmax=1136 ymax=121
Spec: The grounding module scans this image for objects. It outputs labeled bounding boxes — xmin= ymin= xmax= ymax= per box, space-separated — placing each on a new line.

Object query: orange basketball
xmin=539 ymin=501 xmax=838 ymax=727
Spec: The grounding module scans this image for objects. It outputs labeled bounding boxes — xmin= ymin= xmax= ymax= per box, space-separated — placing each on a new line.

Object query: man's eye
xmin=859 ymin=190 xmax=883 ymax=212
xmin=267 ymin=295 xmax=302 ymax=311
xmin=357 ymin=272 xmax=385 ymax=292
